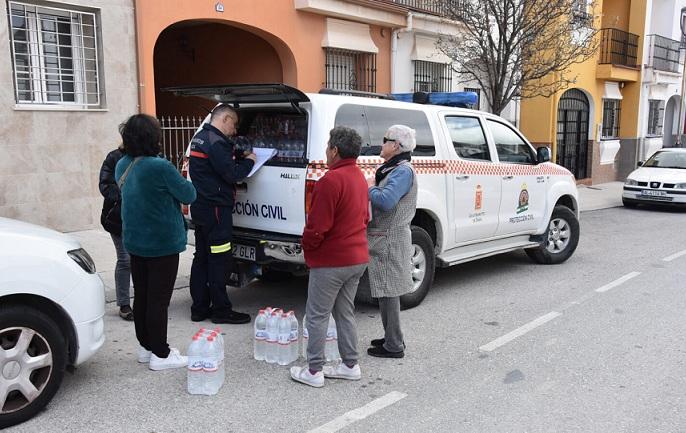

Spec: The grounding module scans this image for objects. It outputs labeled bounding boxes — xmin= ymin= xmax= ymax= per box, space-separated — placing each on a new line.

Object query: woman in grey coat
xmin=366 ymin=125 xmax=418 ymax=358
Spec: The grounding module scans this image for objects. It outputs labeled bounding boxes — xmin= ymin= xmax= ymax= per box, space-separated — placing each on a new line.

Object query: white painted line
xmin=663 ymin=249 xmax=686 ymax=262
xmin=595 ymin=272 xmax=641 ymax=293
xmin=307 ymin=391 xmax=407 ymax=433
xmin=479 ymin=311 xmax=562 ymax=352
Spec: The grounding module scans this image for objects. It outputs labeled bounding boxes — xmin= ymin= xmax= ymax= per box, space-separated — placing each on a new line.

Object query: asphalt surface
xmin=8 ymin=205 xmax=686 ymax=433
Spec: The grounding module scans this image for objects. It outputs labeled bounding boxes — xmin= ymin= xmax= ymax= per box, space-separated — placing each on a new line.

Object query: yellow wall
xmin=601 ymin=0 xmax=631 ymax=31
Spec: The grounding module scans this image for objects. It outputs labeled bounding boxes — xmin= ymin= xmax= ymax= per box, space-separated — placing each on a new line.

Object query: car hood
xmin=0 ymin=217 xmax=80 ymax=249
xmin=627 ymin=167 xmax=686 ymax=183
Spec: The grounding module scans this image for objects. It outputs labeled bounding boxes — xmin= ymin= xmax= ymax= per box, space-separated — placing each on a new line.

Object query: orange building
xmin=134 ymin=0 xmax=404 ymax=117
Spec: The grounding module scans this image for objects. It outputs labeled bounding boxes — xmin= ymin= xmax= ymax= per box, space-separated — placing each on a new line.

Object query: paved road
xmin=9 ymin=206 xmax=686 ymax=433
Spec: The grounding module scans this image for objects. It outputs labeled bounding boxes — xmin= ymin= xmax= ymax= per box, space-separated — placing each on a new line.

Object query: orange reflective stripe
xmin=190 ymin=151 xmax=209 ymax=159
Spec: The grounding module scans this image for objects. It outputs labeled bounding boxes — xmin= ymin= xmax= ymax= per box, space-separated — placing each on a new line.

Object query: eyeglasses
xmin=383 ymin=137 xmax=396 ymax=144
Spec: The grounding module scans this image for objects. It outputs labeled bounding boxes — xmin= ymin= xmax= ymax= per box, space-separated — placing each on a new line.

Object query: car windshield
xmin=643 ymin=152 xmax=686 ymax=169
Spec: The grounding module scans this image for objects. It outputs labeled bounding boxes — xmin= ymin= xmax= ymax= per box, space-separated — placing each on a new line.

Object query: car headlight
xmin=68 ymin=248 xmax=96 ymax=274
xmin=625 ymin=178 xmax=638 ymax=186
xmin=676 ymin=183 xmax=686 ymax=189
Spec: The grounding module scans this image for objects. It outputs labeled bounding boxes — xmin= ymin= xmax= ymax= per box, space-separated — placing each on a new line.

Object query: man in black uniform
xmin=189 ymin=104 xmax=256 ymax=324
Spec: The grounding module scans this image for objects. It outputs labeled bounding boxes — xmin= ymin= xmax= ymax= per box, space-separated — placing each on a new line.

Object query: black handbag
xmin=103 ymin=157 xmax=142 ymax=236
xmin=103 ymin=200 xmax=123 ymax=236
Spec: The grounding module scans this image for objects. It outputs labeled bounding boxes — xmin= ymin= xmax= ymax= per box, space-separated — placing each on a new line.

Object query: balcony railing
xmin=386 ymin=0 xmax=467 ymax=18
xmin=647 ymin=34 xmax=682 ymax=73
xmin=598 ymin=28 xmax=639 ymax=68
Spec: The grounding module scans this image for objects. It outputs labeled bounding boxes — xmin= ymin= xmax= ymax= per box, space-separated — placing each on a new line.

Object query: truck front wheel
xmin=525 ymin=205 xmax=580 ymax=264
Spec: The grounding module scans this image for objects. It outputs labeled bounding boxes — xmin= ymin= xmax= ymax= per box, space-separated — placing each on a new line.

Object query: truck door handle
xmin=455 ymin=175 xmax=470 ymax=180
xmin=502 ymin=175 xmax=514 ymax=180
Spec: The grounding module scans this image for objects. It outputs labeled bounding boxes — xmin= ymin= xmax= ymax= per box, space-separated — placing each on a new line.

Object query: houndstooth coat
xmin=367 ymin=161 xmax=418 ymax=298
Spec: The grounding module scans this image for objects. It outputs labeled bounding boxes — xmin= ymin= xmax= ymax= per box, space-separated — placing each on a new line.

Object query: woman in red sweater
xmin=290 ymin=126 xmax=369 ymax=388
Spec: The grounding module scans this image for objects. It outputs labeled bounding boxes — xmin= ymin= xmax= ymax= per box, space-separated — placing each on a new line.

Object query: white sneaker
xmin=149 ymin=348 xmax=188 ymax=371
xmin=323 ymin=362 xmax=361 ymax=380
xmin=290 ymin=366 xmax=324 ymax=388
xmin=138 ymin=346 xmax=152 ymax=363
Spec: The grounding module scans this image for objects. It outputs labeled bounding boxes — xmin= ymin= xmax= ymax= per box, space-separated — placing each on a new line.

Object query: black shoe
xmin=211 ymin=310 xmax=251 ymax=324
xmin=371 ymin=338 xmax=406 ymax=349
xmin=367 ymin=345 xmax=404 ymax=358
xmin=191 ymin=313 xmax=209 ymax=322
xmin=370 ymin=338 xmax=385 ymax=347
xmin=119 ymin=305 xmax=134 ymax=321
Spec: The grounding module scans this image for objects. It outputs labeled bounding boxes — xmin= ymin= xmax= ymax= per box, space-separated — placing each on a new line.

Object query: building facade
xmin=521 ymin=0 xmax=683 ymax=184
xmin=0 ymin=0 xmax=139 ymax=231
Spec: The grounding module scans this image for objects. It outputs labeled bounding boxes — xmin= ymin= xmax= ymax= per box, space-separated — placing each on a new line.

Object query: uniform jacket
xmin=98 ymin=148 xmax=125 ymax=235
xmin=367 ymin=161 xmax=418 ymax=298
xmin=302 ymin=158 xmax=370 ymax=268
xmin=189 ymin=123 xmax=254 ymax=208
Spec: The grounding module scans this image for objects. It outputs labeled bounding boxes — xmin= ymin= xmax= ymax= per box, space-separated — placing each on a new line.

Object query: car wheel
xmin=526 ymin=205 xmax=580 ymax=265
xmin=0 ymin=305 xmax=67 ymax=429
xmin=399 ymin=226 xmax=436 ymax=310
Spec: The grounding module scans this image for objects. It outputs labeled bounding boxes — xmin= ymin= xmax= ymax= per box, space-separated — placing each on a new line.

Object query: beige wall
xmin=0 ymin=0 xmax=138 ymax=231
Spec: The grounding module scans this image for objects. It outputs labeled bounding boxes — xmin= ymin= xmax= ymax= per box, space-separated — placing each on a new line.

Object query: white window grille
xmin=8 ymin=1 xmax=101 ymax=108
xmin=647 ymin=100 xmax=665 ymax=137
xmin=601 ymin=99 xmax=621 ymax=139
xmin=413 ymin=60 xmax=452 ymax=93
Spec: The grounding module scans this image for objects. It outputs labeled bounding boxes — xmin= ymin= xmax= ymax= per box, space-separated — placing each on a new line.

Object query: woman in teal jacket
xmin=115 ymin=114 xmax=196 ymax=371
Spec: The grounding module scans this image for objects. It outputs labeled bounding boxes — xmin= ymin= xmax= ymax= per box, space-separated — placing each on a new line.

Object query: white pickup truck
xmin=171 ymin=84 xmax=580 ymax=309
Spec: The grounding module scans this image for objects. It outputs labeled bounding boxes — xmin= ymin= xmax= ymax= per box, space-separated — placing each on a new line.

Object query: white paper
xmin=247 ymin=147 xmax=278 ymax=177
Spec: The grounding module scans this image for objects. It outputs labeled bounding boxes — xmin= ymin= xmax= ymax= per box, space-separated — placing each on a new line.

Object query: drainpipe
xmin=133 ymin=0 xmax=145 ymax=114
xmin=391 ymin=12 xmax=413 ymax=93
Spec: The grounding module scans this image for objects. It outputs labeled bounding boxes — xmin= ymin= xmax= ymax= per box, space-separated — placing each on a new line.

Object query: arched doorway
xmin=556 ymin=89 xmax=590 ymax=179
xmin=153 ymin=21 xmax=286 ymax=117
xmin=664 ymin=95 xmax=679 ymax=148
xmin=152 ymin=21 xmax=289 ymax=167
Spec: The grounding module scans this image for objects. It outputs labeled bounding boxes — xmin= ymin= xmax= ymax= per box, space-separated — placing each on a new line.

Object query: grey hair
xmin=386 ymin=124 xmax=416 ymax=152
xmin=210 ymin=104 xmax=238 ymax=123
xmin=328 ymin=126 xmax=362 ymax=159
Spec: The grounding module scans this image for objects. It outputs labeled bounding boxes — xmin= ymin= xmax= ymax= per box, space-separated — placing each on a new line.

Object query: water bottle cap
xmin=192 ymin=334 xmax=200 ymax=340
xmin=213 ymin=327 xmax=221 ymax=333
xmin=282 ymin=313 xmax=288 ymax=318
xmin=258 ymin=309 xmax=265 ymax=314
xmin=207 ymin=336 xmax=215 ymax=342
xmin=210 ymin=331 xmax=218 ymax=338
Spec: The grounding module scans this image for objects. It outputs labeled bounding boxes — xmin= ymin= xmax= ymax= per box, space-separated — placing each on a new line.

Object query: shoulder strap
xmin=117 ymin=157 xmax=142 ymax=190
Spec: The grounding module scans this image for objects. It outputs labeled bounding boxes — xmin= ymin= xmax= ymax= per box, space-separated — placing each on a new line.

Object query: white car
xmin=0 ymin=218 xmax=105 ymax=428
xmin=623 ymin=148 xmax=686 ymax=208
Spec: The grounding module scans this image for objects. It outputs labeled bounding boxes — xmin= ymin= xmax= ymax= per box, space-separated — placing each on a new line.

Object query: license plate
xmin=641 ymin=190 xmax=667 ymax=197
xmin=232 ymin=244 xmax=256 ymax=261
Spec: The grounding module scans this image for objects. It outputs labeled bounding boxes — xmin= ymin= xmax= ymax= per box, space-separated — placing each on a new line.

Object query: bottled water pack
xmin=187 ymin=327 xmax=225 ymax=395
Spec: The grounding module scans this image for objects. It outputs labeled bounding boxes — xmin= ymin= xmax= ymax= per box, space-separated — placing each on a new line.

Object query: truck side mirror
xmin=536 ymin=147 xmax=551 ymax=164
xmin=637 ymin=161 xmax=643 ymax=167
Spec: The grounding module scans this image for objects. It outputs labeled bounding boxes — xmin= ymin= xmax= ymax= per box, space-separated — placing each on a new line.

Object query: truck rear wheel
xmin=399 ymin=226 xmax=435 ymax=310
xmin=525 ymin=205 xmax=579 ymax=264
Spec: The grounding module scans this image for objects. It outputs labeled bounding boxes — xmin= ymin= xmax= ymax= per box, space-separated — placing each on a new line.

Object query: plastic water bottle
xmin=288 ymin=311 xmax=299 ymax=364
xmin=325 ymin=315 xmax=340 ymax=362
xmin=253 ymin=310 xmax=268 ymax=361
xmin=203 ymin=335 xmax=223 ymax=395
xmin=301 ymin=314 xmax=308 ymax=359
xmin=265 ymin=311 xmax=280 ymax=364
xmin=277 ymin=313 xmax=291 ymax=365
xmin=187 ymin=333 xmax=205 ymax=395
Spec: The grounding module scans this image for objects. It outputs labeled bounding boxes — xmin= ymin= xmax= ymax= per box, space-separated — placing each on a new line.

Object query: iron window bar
xmin=413 ymin=60 xmax=452 ymax=93
xmin=601 ymin=99 xmax=621 ymax=139
xmin=646 ymin=34 xmax=683 ymax=74
xmin=325 ymin=48 xmax=377 ymax=93
xmin=7 ymin=1 xmax=100 ymax=107
xmin=598 ymin=28 xmax=639 ymax=68
xmin=387 ymin=0 xmax=468 ymax=19
xmin=647 ymin=100 xmax=665 ymax=137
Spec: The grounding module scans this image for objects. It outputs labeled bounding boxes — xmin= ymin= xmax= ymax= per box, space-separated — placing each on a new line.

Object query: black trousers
xmin=130 ymin=253 xmax=179 ymax=358
xmin=190 ymin=204 xmax=233 ymax=319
